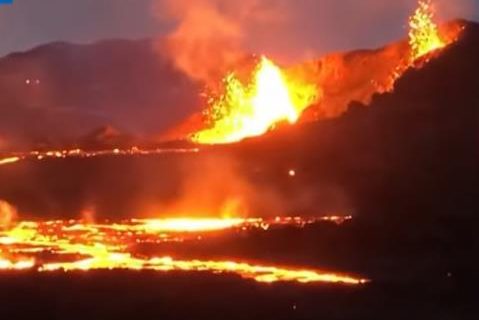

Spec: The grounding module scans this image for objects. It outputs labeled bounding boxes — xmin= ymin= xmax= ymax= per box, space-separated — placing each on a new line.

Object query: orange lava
xmin=192 ymin=57 xmax=319 ymax=144
xmin=0 ymin=257 xmax=35 ymax=270
xmin=382 ymin=1 xmax=464 ymax=93
xmin=0 ymin=147 xmax=200 ymax=167
xmin=409 ymin=0 xmax=445 ymax=61
xmin=0 ymin=216 xmax=366 ymax=284
xmin=0 ymin=157 xmax=20 ymax=166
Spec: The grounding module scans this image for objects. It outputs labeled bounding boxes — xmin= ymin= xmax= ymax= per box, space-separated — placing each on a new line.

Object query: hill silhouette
xmin=0 ymin=39 xmax=199 ymax=150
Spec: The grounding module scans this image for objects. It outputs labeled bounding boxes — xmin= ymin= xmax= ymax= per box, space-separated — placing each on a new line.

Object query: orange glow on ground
xmin=0 ymin=216 xmax=366 ymax=285
xmin=0 ymin=257 xmax=35 ymax=270
xmin=133 ymin=218 xmax=254 ymax=232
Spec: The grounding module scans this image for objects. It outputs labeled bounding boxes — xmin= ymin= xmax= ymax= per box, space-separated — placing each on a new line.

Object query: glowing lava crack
xmin=0 ymin=217 xmax=367 ymax=285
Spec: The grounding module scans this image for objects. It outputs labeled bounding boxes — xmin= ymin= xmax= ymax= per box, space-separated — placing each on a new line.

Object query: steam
xmin=81 ymin=206 xmax=97 ymax=223
xmin=154 ymin=0 xmax=476 ymax=83
xmin=155 ymin=0 xmax=286 ymax=83
xmin=148 ymin=155 xmax=285 ymax=218
xmin=0 ymin=200 xmax=17 ymax=227
xmin=139 ymin=154 xmax=354 ymax=219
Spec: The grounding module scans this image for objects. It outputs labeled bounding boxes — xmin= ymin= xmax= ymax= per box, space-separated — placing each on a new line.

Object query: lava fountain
xmin=380 ymin=0 xmax=464 ymax=93
xmin=192 ymin=57 xmax=319 ymax=144
xmin=409 ymin=0 xmax=446 ymax=61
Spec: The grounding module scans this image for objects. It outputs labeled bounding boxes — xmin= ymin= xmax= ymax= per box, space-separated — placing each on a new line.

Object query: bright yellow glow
xmin=0 ymin=217 xmax=366 ymax=284
xmin=409 ymin=0 xmax=445 ymax=61
xmin=0 ymin=256 xmax=35 ymax=270
xmin=135 ymin=218 xmax=251 ymax=232
xmin=192 ymin=56 xmax=318 ymax=144
xmin=381 ymin=1 xmax=463 ymax=93
xmin=40 ymin=255 xmax=366 ymax=285
xmin=0 ymin=157 xmax=20 ymax=166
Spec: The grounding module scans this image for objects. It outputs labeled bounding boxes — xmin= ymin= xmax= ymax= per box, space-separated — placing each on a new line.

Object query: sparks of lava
xmin=0 ymin=216 xmax=367 ymax=284
xmin=382 ymin=0 xmax=462 ymax=93
xmin=409 ymin=0 xmax=446 ymax=61
xmin=192 ymin=56 xmax=318 ymax=144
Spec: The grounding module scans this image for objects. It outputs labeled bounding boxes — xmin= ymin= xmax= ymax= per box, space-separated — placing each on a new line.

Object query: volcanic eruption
xmin=409 ymin=0 xmax=447 ymax=61
xmin=192 ymin=57 xmax=319 ymax=144
xmin=182 ymin=0 xmax=464 ymax=145
xmin=0 ymin=4 xmax=477 ymax=316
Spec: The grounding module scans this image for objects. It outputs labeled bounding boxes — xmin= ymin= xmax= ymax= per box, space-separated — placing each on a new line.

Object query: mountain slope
xmin=227 ymin=21 xmax=479 ymax=221
xmin=0 ymin=39 xmax=199 ymax=150
xmin=165 ymin=21 xmax=464 ymax=140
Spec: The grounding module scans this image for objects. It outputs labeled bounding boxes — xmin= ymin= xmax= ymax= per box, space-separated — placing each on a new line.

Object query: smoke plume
xmin=154 ymin=0 xmax=477 ymax=84
xmin=0 ymin=200 xmax=17 ymax=227
xmin=144 ymin=155 xmax=286 ymax=218
xmin=155 ymin=0 xmax=286 ymax=83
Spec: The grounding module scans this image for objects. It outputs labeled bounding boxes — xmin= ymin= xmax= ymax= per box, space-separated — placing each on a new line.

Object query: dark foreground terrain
xmin=0 ymin=263 xmax=476 ymax=320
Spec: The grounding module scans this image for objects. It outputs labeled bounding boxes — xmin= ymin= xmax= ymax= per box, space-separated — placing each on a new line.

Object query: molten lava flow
xmin=41 ymin=256 xmax=364 ymax=284
xmin=192 ymin=56 xmax=318 ymax=144
xmin=0 ymin=157 xmax=20 ymax=166
xmin=0 ymin=147 xmax=200 ymax=167
xmin=0 ymin=216 xmax=366 ymax=284
xmin=0 ymin=256 xmax=35 ymax=270
xmin=409 ymin=0 xmax=445 ymax=61
xmin=134 ymin=218 xmax=250 ymax=232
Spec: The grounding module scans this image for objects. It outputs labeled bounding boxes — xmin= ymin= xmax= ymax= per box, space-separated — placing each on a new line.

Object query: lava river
xmin=0 ymin=216 xmax=367 ymax=285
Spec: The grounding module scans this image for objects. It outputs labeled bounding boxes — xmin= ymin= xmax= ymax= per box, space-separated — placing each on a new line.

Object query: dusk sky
xmin=0 ymin=0 xmax=477 ymax=60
